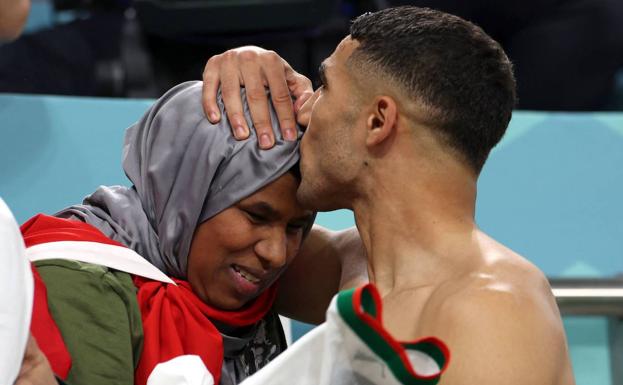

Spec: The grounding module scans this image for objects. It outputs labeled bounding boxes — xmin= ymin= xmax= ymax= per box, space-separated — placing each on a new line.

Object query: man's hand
xmin=202 ymin=46 xmax=313 ymax=149
xmin=15 ymin=334 xmax=57 ymax=385
xmin=295 ymin=88 xmax=319 ymax=128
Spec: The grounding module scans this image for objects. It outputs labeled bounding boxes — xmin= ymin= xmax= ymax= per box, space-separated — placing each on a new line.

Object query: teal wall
xmin=479 ymin=112 xmax=623 ymax=385
xmin=1 ymin=94 xmax=621 ymax=384
xmin=478 ymin=113 xmax=623 ymax=278
xmin=0 ymin=94 xmax=152 ymax=220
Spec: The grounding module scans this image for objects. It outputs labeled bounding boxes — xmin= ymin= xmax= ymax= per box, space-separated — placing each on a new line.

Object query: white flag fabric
xmin=0 ymin=198 xmax=33 ymax=385
xmin=147 ymin=355 xmax=214 ymax=385
xmin=241 ymin=284 xmax=449 ymax=385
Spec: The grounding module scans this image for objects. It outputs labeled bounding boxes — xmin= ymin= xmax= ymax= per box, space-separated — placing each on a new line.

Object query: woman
xmin=22 ymin=81 xmax=326 ymax=385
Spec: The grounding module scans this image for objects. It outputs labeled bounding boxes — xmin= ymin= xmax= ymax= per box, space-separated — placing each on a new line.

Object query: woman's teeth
xmin=233 ymin=265 xmax=260 ymax=284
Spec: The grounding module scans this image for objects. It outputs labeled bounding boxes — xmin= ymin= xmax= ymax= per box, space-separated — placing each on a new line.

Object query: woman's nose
xmin=254 ymin=228 xmax=288 ymax=270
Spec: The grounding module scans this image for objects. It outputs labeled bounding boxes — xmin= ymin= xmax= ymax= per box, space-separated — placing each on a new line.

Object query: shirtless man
xmin=203 ymin=7 xmax=575 ymax=384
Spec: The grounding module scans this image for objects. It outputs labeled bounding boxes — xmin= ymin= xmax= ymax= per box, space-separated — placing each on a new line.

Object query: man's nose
xmin=296 ymin=89 xmax=320 ymax=127
xmin=254 ymin=228 xmax=288 ymax=270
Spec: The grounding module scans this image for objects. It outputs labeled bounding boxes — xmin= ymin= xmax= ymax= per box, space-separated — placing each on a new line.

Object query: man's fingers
xmin=287 ymin=72 xmax=314 ymax=116
xmin=202 ymin=57 xmax=222 ymax=123
xmin=240 ymin=53 xmax=275 ymax=149
xmin=297 ymin=89 xmax=320 ymax=127
xmin=219 ymin=55 xmax=249 ymax=140
xmin=202 ymin=46 xmax=307 ymax=146
xmin=294 ymin=89 xmax=314 ymax=114
xmin=261 ymin=54 xmax=297 ymax=141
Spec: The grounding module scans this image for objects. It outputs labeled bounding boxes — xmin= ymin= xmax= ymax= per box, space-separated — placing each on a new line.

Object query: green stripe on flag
xmin=337 ymin=286 xmax=446 ymax=385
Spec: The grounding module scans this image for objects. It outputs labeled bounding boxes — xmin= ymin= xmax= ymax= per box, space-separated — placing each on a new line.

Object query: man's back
xmin=381 ymin=230 xmax=575 ymax=385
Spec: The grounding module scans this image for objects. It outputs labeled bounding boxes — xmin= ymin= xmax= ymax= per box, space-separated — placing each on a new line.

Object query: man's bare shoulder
xmin=463 ymin=232 xmax=554 ymax=305
xmin=422 ymin=235 xmax=575 ymax=385
xmin=428 ymin=232 xmax=555 ymax=316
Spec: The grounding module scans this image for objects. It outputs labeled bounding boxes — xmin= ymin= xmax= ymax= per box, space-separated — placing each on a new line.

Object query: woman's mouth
xmin=232 ymin=264 xmax=261 ymax=284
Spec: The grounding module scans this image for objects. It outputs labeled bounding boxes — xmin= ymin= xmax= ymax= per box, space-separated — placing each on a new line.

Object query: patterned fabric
xmin=220 ymin=310 xmax=287 ymax=385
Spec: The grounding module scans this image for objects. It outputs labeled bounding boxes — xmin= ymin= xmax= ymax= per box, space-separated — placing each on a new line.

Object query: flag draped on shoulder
xmin=241 ymin=284 xmax=450 ymax=385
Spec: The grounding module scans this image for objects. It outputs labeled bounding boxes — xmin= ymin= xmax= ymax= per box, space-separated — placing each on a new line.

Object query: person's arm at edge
xmin=15 ymin=334 xmax=58 ymax=385
xmin=275 ymin=225 xmax=368 ymax=325
xmin=0 ymin=0 xmax=30 ymax=41
xmin=202 ymin=46 xmax=313 ymax=149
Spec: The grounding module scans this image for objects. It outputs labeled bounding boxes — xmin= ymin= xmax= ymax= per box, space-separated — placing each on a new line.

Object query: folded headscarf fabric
xmin=56 ymin=81 xmax=304 ymax=279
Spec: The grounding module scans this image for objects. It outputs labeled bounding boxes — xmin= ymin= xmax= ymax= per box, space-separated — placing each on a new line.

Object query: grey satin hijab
xmin=56 ymin=81 xmax=305 ymax=279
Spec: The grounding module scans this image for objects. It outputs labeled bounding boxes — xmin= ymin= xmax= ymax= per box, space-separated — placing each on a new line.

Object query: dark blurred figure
xmin=384 ymin=0 xmax=623 ymax=110
xmin=1 ymin=0 xmax=622 ymax=110
xmin=0 ymin=0 xmax=130 ymax=96
xmin=0 ymin=0 xmax=343 ymax=98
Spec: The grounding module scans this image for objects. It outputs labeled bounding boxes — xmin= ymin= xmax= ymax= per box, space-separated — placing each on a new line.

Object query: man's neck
xmin=352 ymin=155 xmax=479 ymax=297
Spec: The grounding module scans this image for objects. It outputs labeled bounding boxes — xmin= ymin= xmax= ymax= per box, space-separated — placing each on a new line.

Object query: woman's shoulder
xmin=21 ymin=213 xmax=127 ymax=249
xmin=22 ymin=213 xmax=174 ymax=284
xmin=34 ymin=258 xmax=133 ymax=288
xmin=24 ymin=215 xmax=144 ymax=385
xmin=22 ymin=213 xmax=127 ymax=276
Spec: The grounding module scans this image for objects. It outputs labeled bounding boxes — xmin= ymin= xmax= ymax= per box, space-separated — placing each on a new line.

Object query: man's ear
xmin=365 ymin=96 xmax=397 ymax=148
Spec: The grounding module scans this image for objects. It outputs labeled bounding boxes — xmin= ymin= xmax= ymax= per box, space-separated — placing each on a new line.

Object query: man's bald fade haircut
xmin=349 ymin=7 xmax=516 ymax=173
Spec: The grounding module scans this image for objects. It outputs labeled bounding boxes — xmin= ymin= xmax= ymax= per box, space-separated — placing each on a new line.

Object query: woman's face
xmin=187 ymin=172 xmax=314 ymax=310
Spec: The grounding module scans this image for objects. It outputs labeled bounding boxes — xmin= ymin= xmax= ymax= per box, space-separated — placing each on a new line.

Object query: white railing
xmin=551 ymin=277 xmax=623 ymax=316
xmin=550 ymin=277 xmax=623 ymax=385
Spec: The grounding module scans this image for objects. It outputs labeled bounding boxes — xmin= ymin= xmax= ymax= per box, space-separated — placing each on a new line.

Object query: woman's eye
xmin=286 ymin=224 xmax=305 ymax=234
xmin=245 ymin=211 xmax=266 ymax=223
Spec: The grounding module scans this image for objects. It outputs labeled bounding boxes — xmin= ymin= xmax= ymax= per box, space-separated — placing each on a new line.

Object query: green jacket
xmin=35 ymin=259 xmax=143 ymax=385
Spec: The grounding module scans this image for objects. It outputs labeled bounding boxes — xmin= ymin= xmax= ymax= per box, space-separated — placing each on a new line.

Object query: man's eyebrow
xmin=318 ymin=61 xmax=328 ymax=87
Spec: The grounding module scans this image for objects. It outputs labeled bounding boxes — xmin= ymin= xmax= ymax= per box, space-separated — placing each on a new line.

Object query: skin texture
xmin=186 ymin=172 xmax=314 ymax=310
xmin=201 ymin=36 xmax=575 ymax=384
xmin=275 ymin=225 xmax=368 ymax=324
xmin=14 ymin=334 xmax=57 ymax=385
xmin=0 ymin=0 xmax=30 ymax=41
xmin=295 ymin=54 xmax=365 ymax=212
